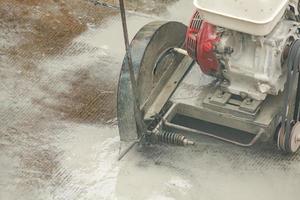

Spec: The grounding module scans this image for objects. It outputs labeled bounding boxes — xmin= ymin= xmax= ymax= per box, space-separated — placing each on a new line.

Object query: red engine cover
xmin=186 ymin=11 xmax=220 ymax=75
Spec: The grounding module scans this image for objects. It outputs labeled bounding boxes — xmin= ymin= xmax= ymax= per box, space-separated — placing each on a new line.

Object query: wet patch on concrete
xmin=33 ymin=69 xmax=117 ymax=123
xmin=0 ymin=1 xmax=183 ymax=198
xmin=1 ymin=0 xmax=85 ymax=56
xmin=2 ymin=0 xmax=300 ymax=200
xmin=115 ymin=140 xmax=300 ymax=200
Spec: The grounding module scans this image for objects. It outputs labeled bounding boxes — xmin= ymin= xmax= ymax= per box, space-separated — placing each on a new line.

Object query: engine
xmin=186 ymin=1 xmax=300 ymax=101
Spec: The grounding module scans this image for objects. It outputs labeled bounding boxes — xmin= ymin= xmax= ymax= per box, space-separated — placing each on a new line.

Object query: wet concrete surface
xmin=1 ymin=0 xmax=300 ymax=200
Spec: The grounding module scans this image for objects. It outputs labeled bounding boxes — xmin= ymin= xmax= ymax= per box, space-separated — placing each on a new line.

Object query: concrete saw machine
xmin=117 ymin=0 xmax=300 ymax=156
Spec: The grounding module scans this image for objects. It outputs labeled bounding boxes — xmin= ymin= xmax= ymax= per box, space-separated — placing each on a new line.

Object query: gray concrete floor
xmin=0 ymin=0 xmax=300 ymax=200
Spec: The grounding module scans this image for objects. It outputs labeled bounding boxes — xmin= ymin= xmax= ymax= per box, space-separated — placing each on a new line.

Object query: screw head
xmin=245 ymin=98 xmax=252 ymax=105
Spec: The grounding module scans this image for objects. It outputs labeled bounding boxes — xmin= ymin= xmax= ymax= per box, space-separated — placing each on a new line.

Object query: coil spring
xmin=156 ymin=131 xmax=194 ymax=146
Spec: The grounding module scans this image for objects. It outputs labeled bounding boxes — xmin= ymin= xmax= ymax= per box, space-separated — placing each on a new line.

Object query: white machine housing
xmin=194 ymin=0 xmax=300 ymax=100
xmin=194 ymin=0 xmax=289 ymax=36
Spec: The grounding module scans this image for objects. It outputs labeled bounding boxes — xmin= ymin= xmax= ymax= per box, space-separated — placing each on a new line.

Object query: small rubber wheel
xmin=278 ymin=122 xmax=300 ymax=153
xmin=290 ymin=122 xmax=300 ymax=152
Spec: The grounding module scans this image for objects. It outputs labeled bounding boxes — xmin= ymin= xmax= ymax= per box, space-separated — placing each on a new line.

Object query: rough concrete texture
xmin=0 ymin=0 xmax=300 ymax=200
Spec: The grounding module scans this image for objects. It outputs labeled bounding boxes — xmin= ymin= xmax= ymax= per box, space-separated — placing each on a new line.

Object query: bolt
xmin=224 ymin=47 xmax=234 ymax=54
xmin=258 ymin=83 xmax=271 ymax=93
xmin=222 ymin=80 xmax=229 ymax=86
xmin=240 ymin=92 xmax=248 ymax=99
xmin=217 ymin=91 xmax=224 ymax=98
xmin=245 ymin=98 xmax=252 ymax=105
xmin=183 ymin=139 xmax=195 ymax=146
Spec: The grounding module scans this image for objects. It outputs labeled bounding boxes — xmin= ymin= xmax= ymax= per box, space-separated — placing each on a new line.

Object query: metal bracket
xmin=203 ymin=89 xmax=262 ymax=119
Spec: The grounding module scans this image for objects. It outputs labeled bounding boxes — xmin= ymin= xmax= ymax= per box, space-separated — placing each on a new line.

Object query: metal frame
xmin=117 ymin=0 xmax=299 ymax=152
xmin=118 ymin=0 xmax=278 ymax=147
xmin=162 ymin=103 xmax=263 ymax=147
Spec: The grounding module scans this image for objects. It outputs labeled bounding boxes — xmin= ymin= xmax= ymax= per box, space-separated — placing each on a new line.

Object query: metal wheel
xmin=277 ymin=39 xmax=300 ymax=153
xmin=290 ymin=122 xmax=300 ymax=152
xmin=117 ymin=21 xmax=187 ymax=142
xmin=278 ymin=121 xmax=300 ymax=153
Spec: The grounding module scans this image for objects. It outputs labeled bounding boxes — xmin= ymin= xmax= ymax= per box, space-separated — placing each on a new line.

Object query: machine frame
xmin=117 ymin=0 xmax=300 ymax=158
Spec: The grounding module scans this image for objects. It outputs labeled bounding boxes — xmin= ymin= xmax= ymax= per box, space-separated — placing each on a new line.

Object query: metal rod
xmin=119 ymin=0 xmax=146 ymax=134
xmin=173 ymin=48 xmax=189 ymax=56
xmin=164 ymin=121 xmax=263 ymax=147
xmin=119 ymin=0 xmax=137 ymax=99
xmin=118 ymin=140 xmax=139 ymax=161
xmin=87 ymin=0 xmax=161 ymax=19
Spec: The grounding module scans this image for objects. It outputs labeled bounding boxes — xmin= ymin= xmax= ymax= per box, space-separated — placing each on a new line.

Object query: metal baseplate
xmin=149 ymin=64 xmax=284 ymax=147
